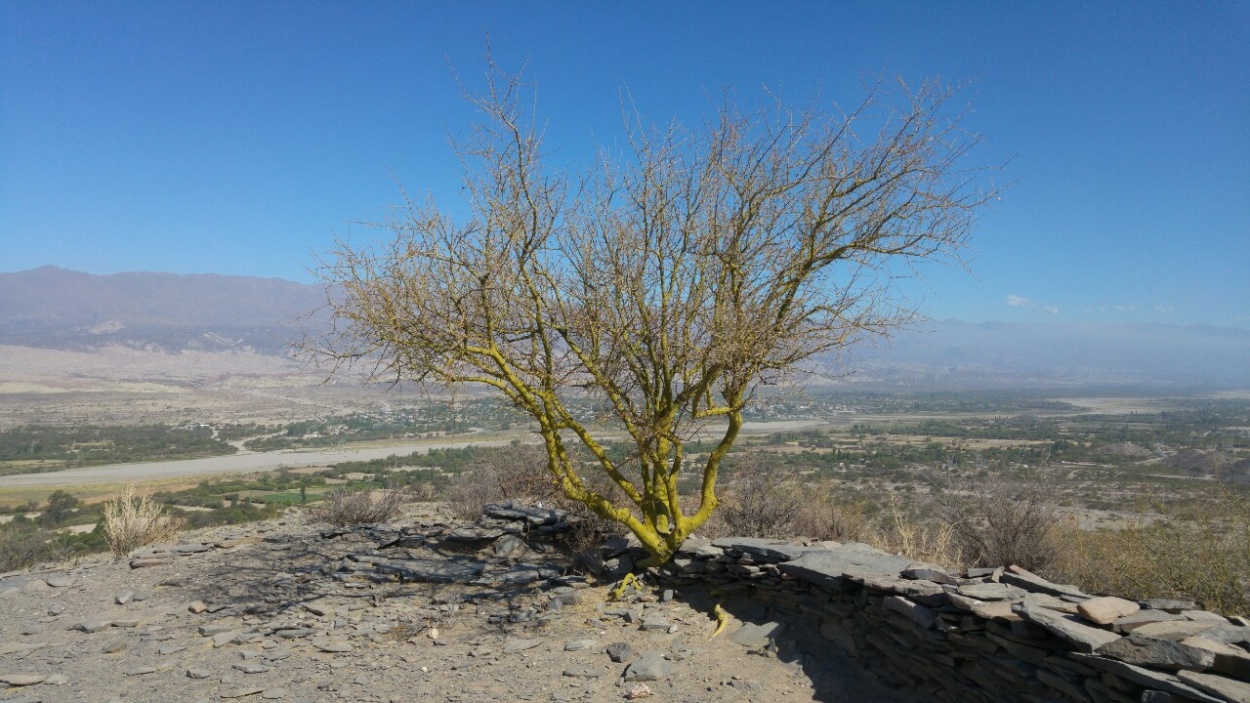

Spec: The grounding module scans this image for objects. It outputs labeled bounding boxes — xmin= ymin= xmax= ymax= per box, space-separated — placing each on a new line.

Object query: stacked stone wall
xmin=658 ymin=537 xmax=1250 ymax=703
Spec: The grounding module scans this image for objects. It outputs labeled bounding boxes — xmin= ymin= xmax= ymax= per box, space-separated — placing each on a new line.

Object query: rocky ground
xmin=0 ymin=503 xmax=904 ymax=703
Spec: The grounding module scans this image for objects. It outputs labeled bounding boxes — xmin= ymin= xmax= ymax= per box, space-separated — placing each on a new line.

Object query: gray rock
xmin=187 ymin=668 xmax=213 ymax=679
xmin=199 ymin=622 xmax=236 ymax=637
xmin=1015 ymin=602 xmax=1121 ymax=652
xmin=1116 ymin=609 xmax=1185 ymax=632
xmin=1097 ymin=633 xmax=1217 ymax=671
xmin=901 ymin=567 xmax=958 ymax=585
xmin=1072 ymin=653 xmax=1225 ymax=703
xmin=778 ymin=543 xmax=917 ymax=587
xmin=124 ymin=666 xmax=158 ymax=676
xmin=115 ymin=590 xmax=134 ymax=605
xmin=606 ymin=642 xmax=635 ymax=663
xmin=564 ymin=639 xmax=596 ymax=651
xmin=261 ymin=689 xmax=289 ymax=700
xmin=1177 ymin=670 xmax=1250 ymax=703
xmin=730 ymin=621 xmax=785 ymax=649
xmin=0 ymin=674 xmax=47 ymax=686
xmin=76 ymin=619 xmax=112 ymax=633
xmin=640 ymin=617 xmax=671 ymax=631
xmin=443 ymin=525 xmax=507 ymax=543
xmin=1078 ymin=596 xmax=1141 ymax=625
xmin=884 ymin=595 xmax=937 ymax=629
xmin=275 ymin=627 xmax=313 ymax=639
xmin=493 ymin=534 xmax=529 ymax=560
xmin=562 ymin=667 xmax=604 ymax=679
xmin=483 ymin=502 xmax=567 ymax=526
xmin=1000 ymin=567 xmax=1088 ymax=599
xmin=312 ymin=639 xmax=353 ymax=653
xmin=233 ymin=663 xmax=272 ymax=674
xmin=373 ymin=557 xmax=486 ymax=583
xmin=623 ymin=651 xmax=672 ymax=682
xmin=102 ymin=639 xmax=129 ymax=654
xmin=1134 ymin=620 xmax=1225 ymax=641
xmin=712 ymin=537 xmax=813 ymax=562
xmin=45 ymin=574 xmax=76 ymax=588
xmin=1182 ymin=637 xmax=1250 ymax=679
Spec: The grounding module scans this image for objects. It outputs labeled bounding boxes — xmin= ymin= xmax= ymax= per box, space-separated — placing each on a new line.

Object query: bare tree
xmin=313 ymin=60 xmax=996 ymax=566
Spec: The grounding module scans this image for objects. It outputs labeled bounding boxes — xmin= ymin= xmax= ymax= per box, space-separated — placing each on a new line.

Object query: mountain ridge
xmin=2 ymin=266 xmax=1247 ymax=388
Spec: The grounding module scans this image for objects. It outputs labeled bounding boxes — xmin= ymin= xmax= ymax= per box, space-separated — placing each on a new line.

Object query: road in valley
xmin=0 ymin=436 xmax=523 ymax=489
xmin=0 ymin=420 xmax=829 ymax=489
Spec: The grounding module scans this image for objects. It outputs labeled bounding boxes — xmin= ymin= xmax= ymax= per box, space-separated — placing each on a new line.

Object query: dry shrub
xmin=443 ymin=444 xmax=560 ymax=519
xmin=872 ymin=499 xmax=962 ymax=567
xmin=314 ymin=488 xmax=407 ymax=526
xmin=717 ymin=454 xmax=805 ymax=539
xmin=941 ymin=480 xmax=1061 ymax=571
xmin=0 ymin=526 xmax=67 ymax=571
xmin=103 ymin=484 xmax=184 ymax=556
xmin=715 ymin=456 xmax=873 ymax=543
xmin=1053 ymin=490 xmax=1250 ymax=614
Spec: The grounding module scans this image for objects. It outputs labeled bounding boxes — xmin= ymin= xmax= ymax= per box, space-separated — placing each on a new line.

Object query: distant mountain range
xmin=0 ymin=266 xmax=325 ymax=355
xmin=2 ymin=266 xmax=1248 ymax=389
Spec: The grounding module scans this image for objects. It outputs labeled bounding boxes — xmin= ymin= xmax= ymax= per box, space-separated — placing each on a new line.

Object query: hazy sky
xmin=2 ymin=2 xmax=1247 ymax=328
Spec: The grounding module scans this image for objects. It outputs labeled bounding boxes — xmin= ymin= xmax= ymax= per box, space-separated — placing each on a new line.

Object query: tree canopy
xmin=314 ymin=62 xmax=996 ymax=565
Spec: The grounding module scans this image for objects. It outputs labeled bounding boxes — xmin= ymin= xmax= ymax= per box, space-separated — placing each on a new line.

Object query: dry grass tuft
xmin=102 ymin=483 xmax=183 ymax=556
xmin=313 ymin=488 xmax=407 ymax=526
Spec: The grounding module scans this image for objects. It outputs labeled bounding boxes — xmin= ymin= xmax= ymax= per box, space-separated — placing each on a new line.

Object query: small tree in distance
xmin=313 ymin=59 xmax=997 ymax=567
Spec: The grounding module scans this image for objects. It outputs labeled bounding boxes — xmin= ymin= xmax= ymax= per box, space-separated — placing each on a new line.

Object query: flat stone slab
xmin=311 ymin=639 xmax=353 ymax=653
xmin=957 ymin=583 xmax=1027 ymax=601
xmin=1133 ymin=620 xmax=1225 ymax=641
xmin=0 ymin=674 xmax=46 ymax=686
xmin=443 ymin=526 xmax=507 ymax=542
xmin=729 ymin=621 xmax=785 ymax=649
xmin=1000 ymin=567 xmax=1088 ymax=600
xmin=1116 ymin=609 xmax=1185 ymax=632
xmin=373 ymin=557 xmax=486 ymax=583
xmin=778 ymin=543 xmax=918 ymax=587
xmin=1079 ymin=596 xmax=1141 ymax=625
xmin=1178 ymin=670 xmax=1250 ymax=703
xmin=1016 ymin=602 xmax=1121 ymax=653
xmin=712 ymin=538 xmax=814 ymax=562
xmin=624 ymin=651 xmax=672 ymax=682
xmin=1096 ymin=633 xmax=1216 ymax=671
xmin=1072 ymin=653 xmax=1224 ymax=703
xmin=482 ymin=502 xmax=567 ymax=526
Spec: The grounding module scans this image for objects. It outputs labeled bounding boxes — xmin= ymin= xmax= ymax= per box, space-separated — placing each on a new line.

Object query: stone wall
xmin=656 ymin=537 xmax=1250 ymax=703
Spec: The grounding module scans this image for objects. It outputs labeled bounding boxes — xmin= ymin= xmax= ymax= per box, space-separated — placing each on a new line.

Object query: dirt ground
xmin=0 ymin=505 xmax=908 ymax=703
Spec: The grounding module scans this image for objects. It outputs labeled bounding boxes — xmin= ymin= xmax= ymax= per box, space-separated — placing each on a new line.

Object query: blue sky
xmin=2 ymin=2 xmax=1247 ymax=328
